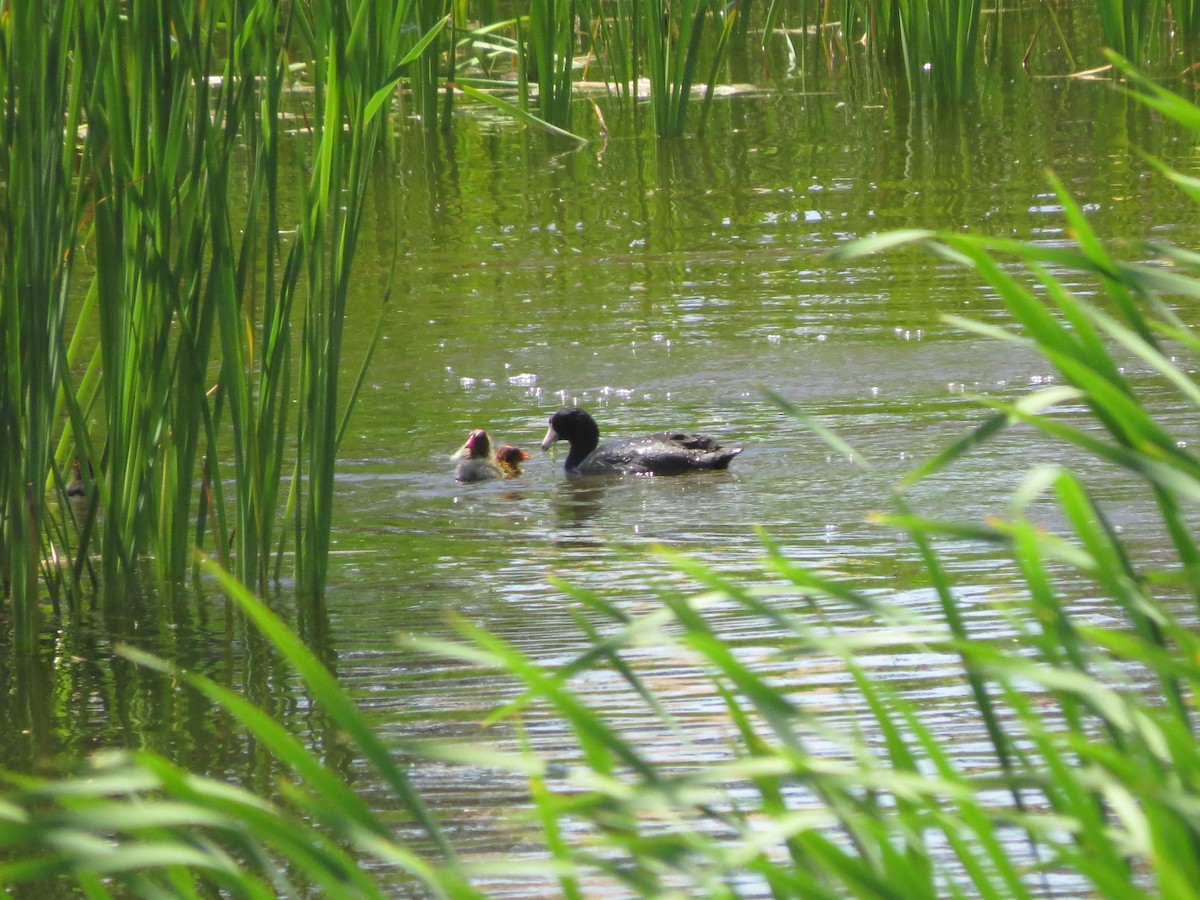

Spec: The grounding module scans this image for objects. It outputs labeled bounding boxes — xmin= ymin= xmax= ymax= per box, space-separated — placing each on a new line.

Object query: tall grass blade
xmin=641 ymin=0 xmax=734 ymax=136
xmin=527 ymin=0 xmax=577 ymax=127
xmin=199 ymin=557 xmax=463 ymax=870
xmin=454 ymin=83 xmax=588 ymax=142
xmin=0 ymin=0 xmax=90 ymax=642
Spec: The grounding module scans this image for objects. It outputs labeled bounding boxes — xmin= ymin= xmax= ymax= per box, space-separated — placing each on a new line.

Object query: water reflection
xmin=548 ymin=479 xmax=609 ymax=525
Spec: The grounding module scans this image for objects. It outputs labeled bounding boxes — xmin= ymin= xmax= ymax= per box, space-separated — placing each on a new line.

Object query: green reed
xmin=587 ymin=0 xmax=639 ymax=110
xmin=523 ymin=0 xmax=577 ymax=127
xmin=8 ymin=53 xmax=1200 ymax=896
xmin=641 ymin=0 xmax=724 ymax=137
xmin=1090 ymin=0 xmax=1200 ymax=61
xmin=10 ymin=22 xmax=1200 ymax=895
xmin=0 ymin=0 xmax=89 ymax=648
xmin=0 ymin=561 xmax=476 ymax=898
xmin=1093 ymin=0 xmax=1159 ymax=60
xmin=85 ymin=1 xmax=222 ymax=592
xmin=1170 ymin=0 xmax=1200 ymax=33
xmin=824 ymin=0 xmax=983 ymax=102
xmin=436 ymin=75 xmax=1200 ymax=887
xmin=401 ymin=0 xmax=454 ymax=125
xmin=567 ymin=0 xmax=741 ymax=136
xmin=11 ymin=230 xmax=1200 ymax=895
xmin=887 ymin=0 xmax=982 ymax=101
xmin=0 ymin=0 xmax=820 ymax=639
xmin=0 ymin=0 xmax=445 ymax=619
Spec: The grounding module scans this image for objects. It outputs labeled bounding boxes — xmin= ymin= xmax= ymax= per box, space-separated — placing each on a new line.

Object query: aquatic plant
xmin=834 ymin=0 xmax=983 ymax=101
xmin=0 ymin=562 xmax=477 ymax=897
xmin=0 ymin=0 xmax=82 ymax=651
xmin=525 ymin=0 xmax=578 ymax=128
xmin=910 ymin=0 xmax=984 ymax=100
xmin=1086 ymin=0 xmax=1200 ymax=63
xmin=1093 ymin=0 xmax=1151 ymax=60
xmin=0 ymin=0 xmax=816 ymax=645
xmin=8 ymin=226 xmax=1200 ymax=894
xmin=641 ymin=0 xmax=732 ymax=137
xmin=5 ymin=51 xmax=1200 ymax=896
xmin=0 ymin=0 xmax=447 ymax=631
xmin=587 ymin=0 xmax=640 ymax=110
xmin=1170 ymin=0 xmax=1200 ymax=35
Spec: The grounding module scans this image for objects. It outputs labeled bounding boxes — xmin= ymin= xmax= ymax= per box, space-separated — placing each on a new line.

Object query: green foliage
xmin=10 ymin=17 xmax=1200 ymax=897
xmin=575 ymin=0 xmax=740 ymax=136
xmin=588 ymin=0 xmax=640 ymax=110
xmin=837 ymin=0 xmax=983 ymax=101
xmin=8 ymin=52 xmax=1200 ymax=895
xmin=1084 ymin=0 xmax=1200 ymax=63
xmin=1170 ymin=0 xmax=1200 ymax=34
xmin=1094 ymin=0 xmax=1158 ymax=60
xmin=422 ymin=114 xmax=1200 ymax=889
xmin=525 ymin=0 xmax=578 ymax=128
xmin=0 ymin=561 xmax=478 ymax=898
xmin=0 ymin=0 xmax=83 ymax=648
xmin=903 ymin=0 xmax=983 ymax=101
xmin=0 ymin=0 xmax=773 ymax=643
xmin=0 ymin=0 xmax=441 ymax=620
xmin=0 ymin=0 xmax=887 ymax=638
xmin=642 ymin=0 xmax=723 ymax=137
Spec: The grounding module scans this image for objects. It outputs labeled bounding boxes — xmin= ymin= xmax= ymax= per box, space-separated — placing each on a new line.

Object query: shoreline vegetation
xmin=2 ymin=1 xmax=1200 ymax=896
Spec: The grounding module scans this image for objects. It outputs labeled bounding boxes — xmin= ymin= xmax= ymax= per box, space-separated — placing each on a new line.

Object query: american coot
xmin=540 ymin=406 xmax=742 ymax=476
xmin=452 ymin=430 xmax=530 ymax=482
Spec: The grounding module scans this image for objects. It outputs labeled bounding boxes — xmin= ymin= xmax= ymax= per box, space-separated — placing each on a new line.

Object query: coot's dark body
xmin=540 ymin=407 xmax=741 ymax=476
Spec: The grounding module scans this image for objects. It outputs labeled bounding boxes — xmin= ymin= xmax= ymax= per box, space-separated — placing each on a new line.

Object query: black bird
xmin=540 ymin=406 xmax=741 ymax=476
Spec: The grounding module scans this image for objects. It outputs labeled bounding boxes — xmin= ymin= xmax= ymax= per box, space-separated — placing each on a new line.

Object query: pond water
xmin=7 ymin=11 xmax=1200 ymax=897
xmin=321 ymin=67 xmax=1200 ymax=891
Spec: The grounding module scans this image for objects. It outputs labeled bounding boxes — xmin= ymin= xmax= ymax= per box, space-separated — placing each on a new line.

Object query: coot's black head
xmin=541 ymin=406 xmax=600 ymax=452
xmin=541 ymin=407 xmax=604 ymax=471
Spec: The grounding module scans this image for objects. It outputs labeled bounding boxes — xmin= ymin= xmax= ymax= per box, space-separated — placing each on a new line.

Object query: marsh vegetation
xmin=3 ymin=1 xmax=1200 ymax=896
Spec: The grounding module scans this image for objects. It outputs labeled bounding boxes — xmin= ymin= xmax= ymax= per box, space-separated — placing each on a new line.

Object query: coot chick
xmin=452 ymin=429 xmax=504 ymax=482
xmin=452 ymin=430 xmax=531 ymax=481
xmin=66 ymin=458 xmax=89 ymax=498
xmin=540 ymin=406 xmax=741 ymax=476
xmin=494 ymin=445 xmax=531 ymax=478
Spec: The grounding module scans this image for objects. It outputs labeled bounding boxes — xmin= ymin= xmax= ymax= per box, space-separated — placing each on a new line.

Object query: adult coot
xmin=540 ymin=406 xmax=741 ymax=476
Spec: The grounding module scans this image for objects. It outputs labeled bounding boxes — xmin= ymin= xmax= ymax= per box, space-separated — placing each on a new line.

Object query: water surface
xmin=322 ymin=61 xmax=1200 ymax=892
